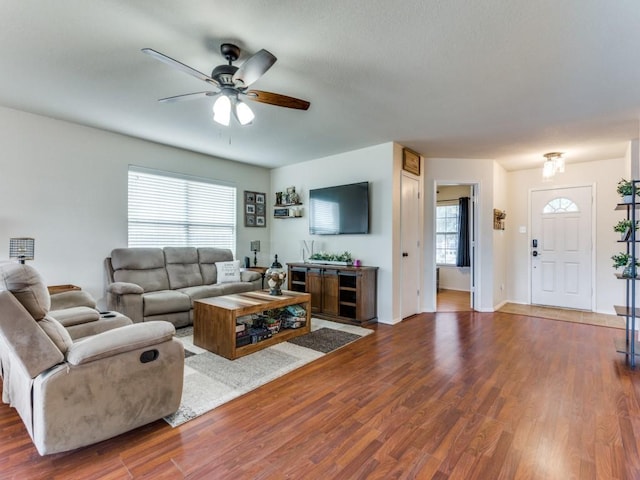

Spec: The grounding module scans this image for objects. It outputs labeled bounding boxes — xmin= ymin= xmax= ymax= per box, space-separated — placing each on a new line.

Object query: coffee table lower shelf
xmin=193 ymin=290 xmax=311 ymax=360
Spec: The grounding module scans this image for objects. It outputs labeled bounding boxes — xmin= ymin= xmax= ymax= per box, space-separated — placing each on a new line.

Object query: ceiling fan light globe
xmin=212 ymin=95 xmax=231 ymax=126
xmin=235 ymin=101 xmax=255 ymax=125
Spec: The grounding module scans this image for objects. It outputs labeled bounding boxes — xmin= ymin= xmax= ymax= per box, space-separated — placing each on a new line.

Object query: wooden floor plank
xmin=1 ymin=311 xmax=640 ymax=478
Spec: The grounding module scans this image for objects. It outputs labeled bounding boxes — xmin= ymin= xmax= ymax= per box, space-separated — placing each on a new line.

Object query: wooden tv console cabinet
xmin=287 ymin=263 xmax=378 ymax=326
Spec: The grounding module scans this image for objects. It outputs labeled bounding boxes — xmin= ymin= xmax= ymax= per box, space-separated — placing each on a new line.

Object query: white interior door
xmin=401 ymin=173 xmax=421 ymax=318
xmin=531 ymin=186 xmax=593 ymax=310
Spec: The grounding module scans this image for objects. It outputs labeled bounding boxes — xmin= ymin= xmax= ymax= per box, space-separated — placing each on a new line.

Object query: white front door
xmin=531 ymin=186 xmax=593 ymax=310
xmin=401 ymin=173 xmax=421 ymax=318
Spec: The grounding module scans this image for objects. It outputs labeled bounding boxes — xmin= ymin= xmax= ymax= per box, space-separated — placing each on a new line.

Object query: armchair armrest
xmin=66 ymin=321 xmax=176 ymax=365
xmin=241 ymin=270 xmax=261 ymax=282
xmin=107 ymin=282 xmax=144 ymax=295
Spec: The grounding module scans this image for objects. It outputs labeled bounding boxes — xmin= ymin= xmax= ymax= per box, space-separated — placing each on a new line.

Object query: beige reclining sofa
xmin=0 ymin=263 xmax=184 ymax=455
xmin=105 ymin=247 xmax=262 ymax=327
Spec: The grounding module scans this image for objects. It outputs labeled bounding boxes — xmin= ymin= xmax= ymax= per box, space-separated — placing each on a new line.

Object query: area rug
xmin=164 ymin=319 xmax=373 ymax=427
xmin=498 ymin=302 xmax=625 ymax=329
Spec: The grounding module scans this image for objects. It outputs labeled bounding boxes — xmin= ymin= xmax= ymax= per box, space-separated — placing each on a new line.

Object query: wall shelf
xmin=614 ymin=181 xmax=640 ymax=369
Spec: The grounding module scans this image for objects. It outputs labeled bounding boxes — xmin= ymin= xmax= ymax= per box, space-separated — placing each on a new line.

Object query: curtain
xmin=457 ymin=196 xmax=471 ymax=267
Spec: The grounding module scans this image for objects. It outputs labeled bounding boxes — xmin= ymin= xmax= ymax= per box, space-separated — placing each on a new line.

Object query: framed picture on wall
xmin=244 ymin=190 xmax=266 ymax=227
xmin=402 ymin=148 xmax=420 ymax=176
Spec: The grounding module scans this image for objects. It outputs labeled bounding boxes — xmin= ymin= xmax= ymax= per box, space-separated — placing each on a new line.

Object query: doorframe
xmin=528 ymin=183 xmax=597 ymax=310
xmin=433 ymin=181 xmax=480 ymax=311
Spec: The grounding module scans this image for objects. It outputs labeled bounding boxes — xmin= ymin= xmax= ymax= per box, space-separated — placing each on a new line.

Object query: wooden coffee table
xmin=193 ymin=290 xmax=311 ymax=360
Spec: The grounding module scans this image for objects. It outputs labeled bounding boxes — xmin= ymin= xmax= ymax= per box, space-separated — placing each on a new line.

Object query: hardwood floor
xmin=2 ymin=312 xmax=640 ymax=479
xmin=437 ymin=289 xmax=471 ymax=312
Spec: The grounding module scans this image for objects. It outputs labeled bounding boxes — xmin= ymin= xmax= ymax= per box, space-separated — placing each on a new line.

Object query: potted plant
xmin=308 ymin=251 xmax=353 ymax=265
xmin=617 ymin=179 xmax=640 ymax=203
xmin=613 ymin=219 xmax=638 ymax=241
xmin=612 ymin=252 xmax=640 ymax=278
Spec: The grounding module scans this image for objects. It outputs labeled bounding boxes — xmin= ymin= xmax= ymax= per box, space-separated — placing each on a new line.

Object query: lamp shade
xmin=212 ymin=95 xmax=231 ymax=126
xmin=235 ymin=101 xmax=255 ymax=125
xmin=9 ymin=237 xmax=35 ymax=263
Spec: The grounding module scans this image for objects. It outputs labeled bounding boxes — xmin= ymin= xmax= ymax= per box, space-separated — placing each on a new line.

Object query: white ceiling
xmin=2 ymin=1 xmax=639 ymax=171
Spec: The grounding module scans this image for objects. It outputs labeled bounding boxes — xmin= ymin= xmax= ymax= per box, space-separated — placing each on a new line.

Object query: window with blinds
xmin=128 ymin=167 xmax=236 ymax=252
xmin=436 ymin=203 xmax=460 ymax=265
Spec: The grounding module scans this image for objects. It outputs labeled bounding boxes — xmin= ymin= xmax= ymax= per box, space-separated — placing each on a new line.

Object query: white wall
xmin=0 ymin=106 xmax=270 ymax=305
xmin=506 ymin=156 xmax=626 ymax=314
xmin=493 ymin=162 xmax=508 ymax=308
xmin=270 ymin=143 xmax=396 ymax=323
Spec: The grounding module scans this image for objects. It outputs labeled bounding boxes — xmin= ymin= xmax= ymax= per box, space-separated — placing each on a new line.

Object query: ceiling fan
xmin=142 ymin=43 xmax=310 ymax=126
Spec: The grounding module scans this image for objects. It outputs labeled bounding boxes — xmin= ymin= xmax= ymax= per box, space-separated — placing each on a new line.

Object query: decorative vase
xmin=623 ymin=263 xmax=637 ymax=278
xmin=623 ymin=195 xmax=633 ymax=204
xmin=266 ymin=254 xmax=286 ymax=295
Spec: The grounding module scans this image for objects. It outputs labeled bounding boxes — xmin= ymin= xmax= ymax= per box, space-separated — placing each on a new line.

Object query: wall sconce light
xmin=250 ymin=240 xmax=260 ymax=266
xmin=9 ymin=237 xmax=35 ymax=264
xmin=542 ymin=152 xmax=565 ymax=180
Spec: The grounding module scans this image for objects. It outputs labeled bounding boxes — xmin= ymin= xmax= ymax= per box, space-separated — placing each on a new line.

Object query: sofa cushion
xmin=178 ymin=284 xmax=227 ymax=304
xmin=164 ymin=247 xmax=203 ymax=289
xmin=49 ymin=306 xmax=100 ymax=327
xmin=198 ymin=247 xmax=234 ymax=284
xmin=0 ymin=264 xmax=50 ymax=320
xmin=111 ymin=248 xmax=170 ymax=292
xmin=215 ymin=260 xmax=241 ymax=284
xmin=50 ymin=290 xmax=96 ymax=310
xmin=143 ymin=290 xmax=191 ymax=316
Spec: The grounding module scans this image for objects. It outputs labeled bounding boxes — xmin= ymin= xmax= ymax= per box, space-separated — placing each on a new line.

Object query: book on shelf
xmin=284 ymin=304 xmax=306 ymax=317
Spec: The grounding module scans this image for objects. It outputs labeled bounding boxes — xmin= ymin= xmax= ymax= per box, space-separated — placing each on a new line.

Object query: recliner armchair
xmin=0 ymin=263 xmax=184 ymax=455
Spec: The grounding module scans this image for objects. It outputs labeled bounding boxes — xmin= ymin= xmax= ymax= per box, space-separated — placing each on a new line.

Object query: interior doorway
xmin=435 ymin=183 xmax=476 ymax=312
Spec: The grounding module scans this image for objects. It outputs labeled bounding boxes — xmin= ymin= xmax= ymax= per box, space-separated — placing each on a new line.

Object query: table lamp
xmin=9 ymin=237 xmax=35 ymax=264
xmin=250 ymin=240 xmax=260 ymax=266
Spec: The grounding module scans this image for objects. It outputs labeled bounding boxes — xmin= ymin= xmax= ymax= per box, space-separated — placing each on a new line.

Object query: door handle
xmin=532 ymin=250 xmax=538 ymax=257
xmin=402 ymin=252 xmax=409 ymax=257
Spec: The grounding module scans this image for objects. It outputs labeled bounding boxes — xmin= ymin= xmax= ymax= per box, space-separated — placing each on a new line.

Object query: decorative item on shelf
xmin=493 ymin=209 xmax=506 ymax=230
xmin=612 ymin=252 xmax=640 ymax=278
xmin=244 ymin=191 xmax=266 ymax=228
xmin=250 ymin=240 xmax=260 ymax=266
xmin=308 ymin=251 xmax=353 ymax=266
xmin=9 ymin=237 xmax=35 ymax=264
xmin=285 ymin=186 xmax=300 ymax=205
xmin=266 ymin=254 xmax=286 ymax=296
xmin=617 ymin=179 xmax=640 ymax=204
xmin=274 ymin=207 xmax=290 ymax=218
xmin=613 ymin=219 xmax=638 ymax=241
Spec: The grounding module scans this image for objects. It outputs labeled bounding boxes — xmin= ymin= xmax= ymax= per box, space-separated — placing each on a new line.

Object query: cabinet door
xmin=307 ymin=269 xmax=323 ymax=313
xmin=322 ymin=269 xmax=340 ymax=315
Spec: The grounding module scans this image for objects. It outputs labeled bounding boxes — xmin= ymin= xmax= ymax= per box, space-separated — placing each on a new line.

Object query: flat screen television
xmin=309 ymin=181 xmax=369 ymax=235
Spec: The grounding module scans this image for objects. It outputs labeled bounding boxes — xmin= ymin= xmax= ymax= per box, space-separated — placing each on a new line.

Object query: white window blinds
xmin=128 ymin=167 xmax=236 ymax=252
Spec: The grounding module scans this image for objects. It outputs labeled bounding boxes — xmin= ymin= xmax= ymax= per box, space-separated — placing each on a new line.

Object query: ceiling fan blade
xmin=158 ymin=91 xmax=219 ymax=103
xmin=245 ymin=90 xmax=310 ymax=110
xmin=233 ymin=49 xmax=277 ymax=87
xmin=142 ymin=48 xmax=219 ymax=87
